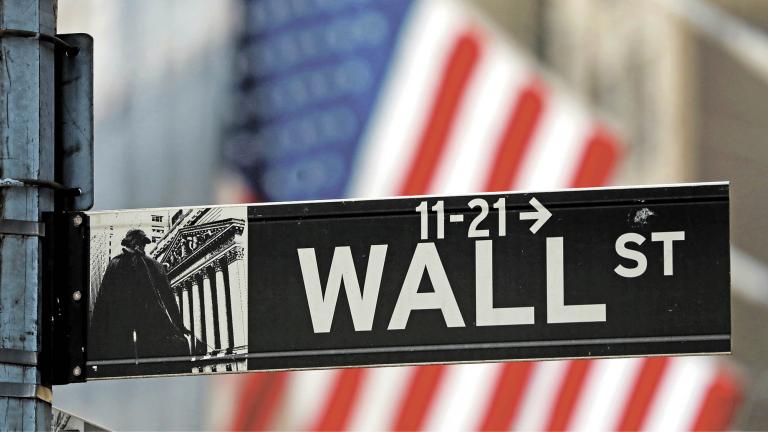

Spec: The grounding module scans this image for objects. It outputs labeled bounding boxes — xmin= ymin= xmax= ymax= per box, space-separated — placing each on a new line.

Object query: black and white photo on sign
xmin=88 ymin=205 xmax=248 ymax=376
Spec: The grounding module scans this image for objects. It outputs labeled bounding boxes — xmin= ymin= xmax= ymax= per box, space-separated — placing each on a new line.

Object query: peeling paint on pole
xmin=0 ymin=0 xmax=57 ymax=429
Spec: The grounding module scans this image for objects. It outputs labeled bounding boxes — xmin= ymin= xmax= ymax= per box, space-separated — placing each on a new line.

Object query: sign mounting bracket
xmin=42 ymin=212 xmax=89 ymax=385
xmin=54 ymin=33 xmax=94 ymax=212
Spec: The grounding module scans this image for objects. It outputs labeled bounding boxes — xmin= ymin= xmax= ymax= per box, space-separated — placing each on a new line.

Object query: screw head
xmin=72 ymin=366 xmax=82 ymax=377
xmin=72 ymin=290 xmax=82 ymax=301
xmin=72 ymin=214 xmax=83 ymax=227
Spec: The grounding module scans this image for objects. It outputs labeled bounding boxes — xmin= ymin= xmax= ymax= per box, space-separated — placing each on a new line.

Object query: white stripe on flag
xmin=568 ymin=358 xmax=644 ymax=431
xmin=431 ymin=35 xmax=529 ymax=195
xmin=512 ymin=360 xmax=570 ymax=431
xmin=422 ymin=363 xmax=502 ymax=431
xmin=348 ymin=0 xmax=461 ymax=199
xmin=345 ymin=366 xmax=414 ymax=431
xmin=515 ymin=93 xmax=591 ymax=190
xmin=643 ymin=357 xmax=715 ymax=431
xmin=282 ymin=369 xmax=339 ymax=430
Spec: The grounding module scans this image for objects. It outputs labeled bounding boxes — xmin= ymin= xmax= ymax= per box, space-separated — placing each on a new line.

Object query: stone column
xmin=215 ymin=262 xmax=232 ymax=351
xmin=185 ymin=280 xmax=196 ymax=353
xmin=176 ymin=286 xmax=183 ymax=311
xmin=206 ymin=264 xmax=222 ymax=349
xmin=203 ymin=269 xmax=218 ymax=350
xmin=195 ymin=273 xmax=207 ymax=347
xmin=181 ymin=282 xmax=191 ymax=330
xmin=228 ymin=251 xmax=247 ymax=349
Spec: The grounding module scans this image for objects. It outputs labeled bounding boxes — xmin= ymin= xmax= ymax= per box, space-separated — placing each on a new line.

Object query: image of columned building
xmin=150 ymin=206 xmax=248 ymax=374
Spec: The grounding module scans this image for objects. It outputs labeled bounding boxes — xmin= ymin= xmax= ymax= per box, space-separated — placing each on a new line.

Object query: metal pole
xmin=0 ymin=0 xmax=57 ymax=429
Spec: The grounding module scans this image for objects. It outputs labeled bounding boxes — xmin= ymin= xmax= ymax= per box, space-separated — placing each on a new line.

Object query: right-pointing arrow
xmin=519 ymin=197 xmax=551 ymax=234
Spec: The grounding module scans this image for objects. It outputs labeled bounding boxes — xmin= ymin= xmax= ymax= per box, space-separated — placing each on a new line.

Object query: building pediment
xmin=157 ymin=218 xmax=245 ymax=278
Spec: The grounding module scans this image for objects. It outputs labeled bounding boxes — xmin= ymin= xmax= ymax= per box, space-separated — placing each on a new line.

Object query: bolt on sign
xmin=48 ymin=183 xmax=730 ymax=382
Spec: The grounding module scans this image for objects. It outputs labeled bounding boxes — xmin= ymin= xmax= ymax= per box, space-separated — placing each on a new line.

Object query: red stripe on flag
xmin=615 ymin=357 xmax=670 ymax=431
xmin=485 ymin=80 xmax=545 ymax=191
xmin=391 ymin=365 xmax=446 ymax=431
xmin=311 ymin=369 xmax=366 ymax=431
xmin=689 ymin=366 xmax=742 ymax=431
xmin=231 ymin=372 xmax=288 ymax=431
xmin=476 ymin=362 xmax=535 ymax=431
xmin=546 ymin=360 xmax=592 ymax=431
xmin=570 ymin=127 xmax=621 ymax=188
xmin=400 ymin=30 xmax=482 ymax=195
xmin=239 ymin=190 xmax=261 ymax=204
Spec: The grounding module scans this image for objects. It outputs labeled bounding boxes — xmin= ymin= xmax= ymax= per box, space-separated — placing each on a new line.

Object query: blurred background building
xmin=55 ymin=0 xmax=766 ymax=429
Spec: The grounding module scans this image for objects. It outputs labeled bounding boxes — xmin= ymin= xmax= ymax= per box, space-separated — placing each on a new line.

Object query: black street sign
xmin=51 ymin=182 xmax=730 ymax=382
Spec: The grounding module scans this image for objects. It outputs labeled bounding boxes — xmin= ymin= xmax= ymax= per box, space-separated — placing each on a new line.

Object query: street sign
xmin=51 ymin=182 xmax=730 ymax=382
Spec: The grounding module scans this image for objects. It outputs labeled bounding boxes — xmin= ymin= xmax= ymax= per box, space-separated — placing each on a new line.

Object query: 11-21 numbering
xmin=415 ymin=198 xmax=506 ymax=240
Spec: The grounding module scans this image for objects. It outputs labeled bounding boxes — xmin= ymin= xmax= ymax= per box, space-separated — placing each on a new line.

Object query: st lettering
xmin=614 ymin=231 xmax=685 ymax=278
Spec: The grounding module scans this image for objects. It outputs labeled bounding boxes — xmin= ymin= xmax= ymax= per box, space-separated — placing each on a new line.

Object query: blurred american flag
xmin=222 ymin=0 xmax=741 ymax=430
